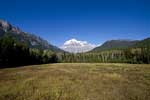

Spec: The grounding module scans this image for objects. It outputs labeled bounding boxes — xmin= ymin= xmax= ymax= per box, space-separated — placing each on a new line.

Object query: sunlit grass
xmin=0 ymin=63 xmax=150 ymax=100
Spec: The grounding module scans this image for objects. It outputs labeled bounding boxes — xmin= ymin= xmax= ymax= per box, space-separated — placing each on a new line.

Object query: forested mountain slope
xmin=134 ymin=38 xmax=150 ymax=48
xmin=91 ymin=40 xmax=139 ymax=52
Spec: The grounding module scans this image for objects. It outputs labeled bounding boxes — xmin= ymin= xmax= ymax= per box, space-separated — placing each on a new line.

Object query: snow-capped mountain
xmin=60 ymin=38 xmax=96 ymax=53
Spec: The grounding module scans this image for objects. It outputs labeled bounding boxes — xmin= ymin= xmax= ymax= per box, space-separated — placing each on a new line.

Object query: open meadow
xmin=0 ymin=63 xmax=150 ymax=100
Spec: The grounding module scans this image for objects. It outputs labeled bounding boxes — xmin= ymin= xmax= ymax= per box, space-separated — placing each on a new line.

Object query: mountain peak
xmin=64 ymin=38 xmax=88 ymax=46
xmin=0 ymin=19 xmax=22 ymax=34
xmin=69 ymin=38 xmax=78 ymax=41
xmin=61 ymin=38 xmax=96 ymax=53
xmin=0 ymin=19 xmax=9 ymax=25
xmin=64 ymin=38 xmax=79 ymax=45
xmin=0 ymin=19 xmax=64 ymax=52
xmin=0 ymin=19 xmax=12 ymax=32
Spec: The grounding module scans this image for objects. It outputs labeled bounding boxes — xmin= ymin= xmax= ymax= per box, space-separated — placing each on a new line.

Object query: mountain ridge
xmin=90 ymin=38 xmax=150 ymax=52
xmin=0 ymin=19 xmax=64 ymax=53
xmin=1 ymin=19 xmax=149 ymax=53
xmin=90 ymin=39 xmax=137 ymax=52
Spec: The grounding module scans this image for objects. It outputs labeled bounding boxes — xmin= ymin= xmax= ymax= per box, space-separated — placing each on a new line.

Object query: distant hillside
xmin=134 ymin=38 xmax=150 ymax=48
xmin=91 ymin=40 xmax=138 ymax=52
xmin=0 ymin=19 xmax=64 ymax=53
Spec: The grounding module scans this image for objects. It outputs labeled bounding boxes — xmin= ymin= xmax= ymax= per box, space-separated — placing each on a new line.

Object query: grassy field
xmin=0 ymin=63 xmax=150 ymax=100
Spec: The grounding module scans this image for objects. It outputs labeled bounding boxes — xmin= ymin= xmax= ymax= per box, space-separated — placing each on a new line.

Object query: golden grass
xmin=0 ymin=63 xmax=150 ymax=100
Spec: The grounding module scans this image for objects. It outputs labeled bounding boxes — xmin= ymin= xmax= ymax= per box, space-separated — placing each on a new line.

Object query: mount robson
xmin=0 ymin=19 xmax=150 ymax=67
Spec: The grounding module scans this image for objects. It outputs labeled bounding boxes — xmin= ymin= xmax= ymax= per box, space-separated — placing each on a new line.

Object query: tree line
xmin=0 ymin=35 xmax=58 ymax=68
xmin=0 ymin=35 xmax=150 ymax=68
xmin=59 ymin=47 xmax=150 ymax=64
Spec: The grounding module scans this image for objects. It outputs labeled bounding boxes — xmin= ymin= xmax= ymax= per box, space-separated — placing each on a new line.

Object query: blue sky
xmin=0 ymin=0 xmax=150 ymax=46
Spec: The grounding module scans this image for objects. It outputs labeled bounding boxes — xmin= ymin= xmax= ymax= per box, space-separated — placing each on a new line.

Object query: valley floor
xmin=0 ymin=63 xmax=150 ymax=100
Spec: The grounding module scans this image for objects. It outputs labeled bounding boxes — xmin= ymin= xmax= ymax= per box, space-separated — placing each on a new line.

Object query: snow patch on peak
xmin=60 ymin=38 xmax=97 ymax=53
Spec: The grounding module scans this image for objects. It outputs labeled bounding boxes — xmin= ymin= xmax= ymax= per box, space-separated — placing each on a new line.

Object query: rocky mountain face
xmin=60 ymin=38 xmax=96 ymax=53
xmin=0 ymin=19 xmax=64 ymax=52
xmin=0 ymin=19 xmax=21 ymax=36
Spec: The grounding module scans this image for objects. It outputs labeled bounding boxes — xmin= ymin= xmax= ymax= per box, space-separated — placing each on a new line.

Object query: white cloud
xmin=60 ymin=38 xmax=97 ymax=53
